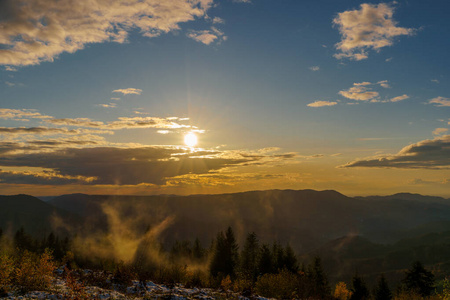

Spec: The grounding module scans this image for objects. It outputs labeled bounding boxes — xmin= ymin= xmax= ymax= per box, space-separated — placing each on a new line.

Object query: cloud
xmin=0 ymin=169 xmax=96 ymax=185
xmin=4 ymin=66 xmax=17 ymax=71
xmin=307 ymin=101 xmax=338 ymax=107
xmin=309 ymin=66 xmax=320 ymax=71
xmin=0 ymin=146 xmax=297 ymax=185
xmin=0 ymin=0 xmax=215 ymax=66
xmin=377 ymin=80 xmax=390 ymax=88
xmin=429 ymin=97 xmax=450 ymax=107
xmin=97 ymin=103 xmax=117 ymax=108
xmin=333 ymin=3 xmax=414 ymax=60
xmin=433 ymin=128 xmax=448 ymax=136
xmin=46 ymin=116 xmax=192 ymax=130
xmin=212 ymin=17 xmax=225 ymax=24
xmin=112 ymin=88 xmax=142 ymax=95
xmin=390 ymin=94 xmax=409 ymax=102
xmin=340 ymin=135 xmax=450 ymax=169
xmin=0 ymin=108 xmax=53 ymax=121
xmin=431 ymin=79 xmax=440 ymax=84
xmin=187 ymin=27 xmax=225 ymax=45
xmin=339 ymin=84 xmax=379 ymax=101
xmin=5 ymin=81 xmax=15 ymax=87
xmin=354 ymin=82 xmax=372 ymax=86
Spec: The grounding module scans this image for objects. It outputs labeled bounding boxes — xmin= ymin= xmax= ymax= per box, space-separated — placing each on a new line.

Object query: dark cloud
xmin=0 ymin=146 xmax=294 ymax=185
xmin=0 ymin=170 xmax=90 ymax=185
xmin=341 ymin=135 xmax=450 ymax=169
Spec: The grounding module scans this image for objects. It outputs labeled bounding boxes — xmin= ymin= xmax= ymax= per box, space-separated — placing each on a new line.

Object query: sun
xmin=184 ymin=132 xmax=198 ymax=147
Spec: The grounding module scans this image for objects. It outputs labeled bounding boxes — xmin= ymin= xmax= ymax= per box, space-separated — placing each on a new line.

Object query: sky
xmin=0 ymin=0 xmax=449 ymax=197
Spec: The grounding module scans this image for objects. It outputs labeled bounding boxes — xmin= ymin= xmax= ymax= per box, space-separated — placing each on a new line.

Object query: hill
xmin=0 ymin=194 xmax=80 ymax=237
xmin=48 ymin=189 xmax=450 ymax=252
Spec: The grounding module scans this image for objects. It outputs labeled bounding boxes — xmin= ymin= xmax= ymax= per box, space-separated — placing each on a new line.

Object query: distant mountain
xmin=48 ymin=189 xmax=450 ymax=252
xmin=0 ymin=194 xmax=80 ymax=237
xmin=355 ymin=193 xmax=450 ymax=205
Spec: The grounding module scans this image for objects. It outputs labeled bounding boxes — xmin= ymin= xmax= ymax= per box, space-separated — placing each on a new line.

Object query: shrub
xmin=0 ymin=254 xmax=14 ymax=295
xmin=14 ymin=249 xmax=56 ymax=293
xmin=255 ymin=269 xmax=298 ymax=299
xmin=334 ymin=281 xmax=352 ymax=300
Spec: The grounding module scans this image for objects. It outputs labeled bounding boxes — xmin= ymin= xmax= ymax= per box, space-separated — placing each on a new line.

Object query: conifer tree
xmin=373 ymin=274 xmax=392 ymax=300
xmin=402 ymin=261 xmax=435 ymax=297
xmin=307 ymin=257 xmax=331 ymax=298
xmin=240 ymin=232 xmax=259 ymax=281
xmin=210 ymin=227 xmax=239 ymax=279
xmin=258 ymin=244 xmax=274 ymax=275
xmin=283 ymin=244 xmax=299 ymax=273
xmin=350 ymin=273 xmax=369 ymax=300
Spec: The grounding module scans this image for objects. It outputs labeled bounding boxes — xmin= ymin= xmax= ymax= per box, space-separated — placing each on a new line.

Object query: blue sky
xmin=0 ymin=0 xmax=449 ymax=196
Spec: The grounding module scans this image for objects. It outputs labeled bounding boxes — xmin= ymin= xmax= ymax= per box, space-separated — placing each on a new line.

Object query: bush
xmin=14 ymin=249 xmax=56 ymax=293
xmin=334 ymin=281 xmax=352 ymax=300
xmin=0 ymin=254 xmax=14 ymax=295
xmin=255 ymin=269 xmax=299 ymax=299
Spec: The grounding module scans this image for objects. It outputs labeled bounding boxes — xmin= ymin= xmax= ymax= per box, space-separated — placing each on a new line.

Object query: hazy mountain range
xmin=2 ymin=189 xmax=450 ymax=284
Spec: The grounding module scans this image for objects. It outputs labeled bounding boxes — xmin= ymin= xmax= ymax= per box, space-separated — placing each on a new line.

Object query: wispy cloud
xmin=433 ymin=128 xmax=448 ymax=136
xmin=339 ymin=85 xmax=379 ymax=101
xmin=431 ymin=79 xmax=440 ymax=84
xmin=333 ymin=3 xmax=414 ymax=60
xmin=390 ymin=94 xmax=409 ymax=102
xmin=4 ymin=66 xmax=17 ymax=72
xmin=97 ymin=103 xmax=117 ymax=108
xmin=0 ymin=108 xmax=53 ymax=121
xmin=429 ymin=96 xmax=450 ymax=107
xmin=341 ymin=135 xmax=450 ymax=169
xmin=112 ymin=88 xmax=142 ymax=95
xmin=0 ymin=0 xmax=216 ymax=66
xmin=307 ymin=101 xmax=337 ymax=107
xmin=187 ymin=27 xmax=226 ymax=45
xmin=309 ymin=66 xmax=320 ymax=71
xmin=377 ymin=80 xmax=390 ymax=88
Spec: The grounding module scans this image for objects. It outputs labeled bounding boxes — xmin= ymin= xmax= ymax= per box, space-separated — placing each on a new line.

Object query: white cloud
xmin=385 ymin=57 xmax=393 ymax=62
xmin=377 ymin=80 xmax=390 ymax=88
xmin=431 ymin=79 xmax=440 ymax=84
xmin=333 ymin=3 xmax=414 ymax=60
xmin=429 ymin=97 xmax=450 ymax=107
xmin=187 ymin=27 xmax=225 ymax=45
xmin=0 ymin=108 xmax=53 ymax=121
xmin=5 ymin=81 xmax=15 ymax=87
xmin=433 ymin=128 xmax=448 ymax=136
xmin=4 ymin=66 xmax=17 ymax=71
xmin=110 ymin=97 xmax=121 ymax=101
xmin=309 ymin=66 xmax=320 ymax=71
xmin=212 ymin=17 xmax=225 ymax=24
xmin=339 ymin=85 xmax=379 ymax=101
xmin=390 ymin=94 xmax=409 ymax=102
xmin=113 ymin=88 xmax=142 ymax=95
xmin=307 ymin=101 xmax=338 ymax=107
xmin=0 ymin=0 xmax=215 ymax=66
xmin=98 ymin=103 xmax=117 ymax=108
xmin=354 ymin=82 xmax=372 ymax=86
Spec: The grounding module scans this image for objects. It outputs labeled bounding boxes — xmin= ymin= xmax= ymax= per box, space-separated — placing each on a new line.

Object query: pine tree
xmin=210 ymin=227 xmax=239 ymax=279
xmin=283 ymin=244 xmax=299 ymax=273
xmin=350 ymin=273 xmax=369 ymax=300
xmin=240 ymin=232 xmax=260 ymax=281
xmin=258 ymin=244 xmax=274 ymax=275
xmin=373 ymin=274 xmax=392 ymax=300
xmin=402 ymin=261 xmax=435 ymax=297
xmin=192 ymin=238 xmax=205 ymax=261
xmin=307 ymin=257 xmax=331 ymax=298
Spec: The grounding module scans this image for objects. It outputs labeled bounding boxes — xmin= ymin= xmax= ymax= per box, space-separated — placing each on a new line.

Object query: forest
xmin=0 ymin=225 xmax=448 ymax=299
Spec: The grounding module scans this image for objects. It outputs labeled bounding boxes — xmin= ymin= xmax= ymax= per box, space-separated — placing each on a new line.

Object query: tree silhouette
xmin=240 ymin=232 xmax=259 ymax=281
xmin=307 ymin=257 xmax=331 ymax=298
xmin=210 ymin=227 xmax=239 ymax=279
xmin=350 ymin=273 xmax=369 ymax=300
xmin=373 ymin=274 xmax=392 ymax=300
xmin=402 ymin=261 xmax=435 ymax=297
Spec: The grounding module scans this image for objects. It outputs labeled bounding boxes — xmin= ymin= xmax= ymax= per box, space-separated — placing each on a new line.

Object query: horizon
xmin=0 ymin=0 xmax=449 ymax=197
xmin=4 ymin=188 xmax=449 ymax=199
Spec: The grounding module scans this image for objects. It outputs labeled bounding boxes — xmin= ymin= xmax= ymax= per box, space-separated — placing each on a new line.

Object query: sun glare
xmin=184 ymin=132 xmax=198 ymax=147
